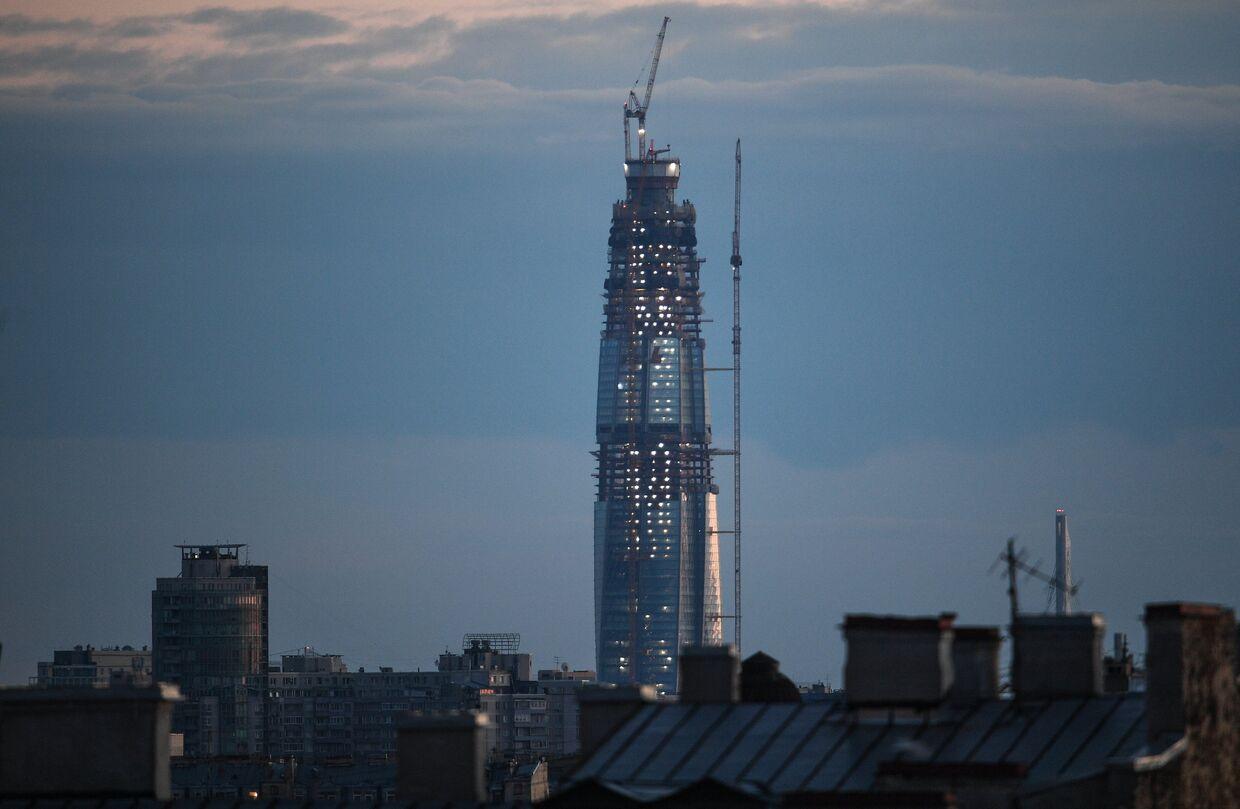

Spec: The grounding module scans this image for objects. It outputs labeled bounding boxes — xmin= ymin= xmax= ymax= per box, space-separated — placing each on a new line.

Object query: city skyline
xmin=2 ymin=0 xmax=1239 ymax=686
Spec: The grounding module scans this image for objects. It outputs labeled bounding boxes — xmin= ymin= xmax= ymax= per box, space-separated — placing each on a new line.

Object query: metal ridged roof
xmin=571 ymin=693 xmax=1146 ymax=795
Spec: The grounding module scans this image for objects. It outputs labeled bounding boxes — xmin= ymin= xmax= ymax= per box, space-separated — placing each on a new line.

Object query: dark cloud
xmin=1 ymin=3 xmax=1236 ymax=151
xmin=0 ymin=14 xmax=91 ymax=36
xmin=183 ymin=6 xmax=349 ymax=41
xmin=105 ymin=18 xmax=175 ymax=39
xmin=0 ymin=44 xmax=150 ymax=79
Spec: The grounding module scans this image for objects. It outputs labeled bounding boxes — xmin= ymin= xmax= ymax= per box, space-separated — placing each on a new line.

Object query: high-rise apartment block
xmin=152 ymin=544 xmax=268 ymax=757
xmin=593 ymin=138 xmax=722 ymax=691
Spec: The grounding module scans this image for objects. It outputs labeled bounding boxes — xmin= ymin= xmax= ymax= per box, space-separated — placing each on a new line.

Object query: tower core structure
xmin=594 ymin=81 xmax=722 ymax=693
xmin=1054 ymin=509 xmax=1073 ymax=615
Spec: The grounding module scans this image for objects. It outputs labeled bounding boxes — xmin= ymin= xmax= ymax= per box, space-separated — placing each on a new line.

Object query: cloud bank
xmin=2 ymin=3 xmax=1239 ymax=150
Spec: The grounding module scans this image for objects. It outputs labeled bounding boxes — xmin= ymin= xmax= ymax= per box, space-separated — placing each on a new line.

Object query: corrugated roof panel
xmin=763 ymin=716 xmax=853 ymax=793
xmin=1103 ymin=698 xmax=1148 ymax=760
xmin=801 ymin=722 xmax=887 ymax=792
xmin=839 ymin=724 xmax=924 ymax=790
xmin=933 ymin=700 xmax=1007 ymax=761
xmin=1058 ymin=694 xmax=1144 ymax=781
xmin=891 ymin=720 xmax=958 ymax=763
xmin=1028 ymin=697 xmax=1124 ymax=782
xmin=969 ymin=702 xmax=1041 ymax=763
xmin=709 ymin=703 xmax=800 ymax=782
xmin=673 ymin=703 xmax=764 ymax=783
xmin=571 ymin=703 xmax=659 ymax=781
xmin=599 ymin=704 xmax=689 ymax=782
xmin=1003 ymin=699 xmax=1084 ymax=766
xmin=635 ymin=702 xmax=730 ymax=783
xmin=742 ymin=703 xmax=835 ymax=785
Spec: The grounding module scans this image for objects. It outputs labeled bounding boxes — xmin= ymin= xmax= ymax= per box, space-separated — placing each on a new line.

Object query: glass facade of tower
xmin=594 ymin=157 xmax=722 ymax=693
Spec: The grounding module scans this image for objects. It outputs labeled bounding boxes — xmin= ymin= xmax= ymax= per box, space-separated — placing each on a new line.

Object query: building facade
xmin=594 ymin=142 xmax=722 ymax=692
xmin=262 ymin=644 xmax=590 ymax=765
xmin=265 ymin=650 xmax=461 ymax=762
xmin=152 ymin=544 xmax=269 ymax=757
xmin=33 ymin=645 xmax=152 ymax=688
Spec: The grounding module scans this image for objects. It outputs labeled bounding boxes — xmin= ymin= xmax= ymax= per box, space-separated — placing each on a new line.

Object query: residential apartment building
xmin=32 ymin=645 xmax=152 ymax=688
xmin=264 ymin=650 xmax=475 ymax=761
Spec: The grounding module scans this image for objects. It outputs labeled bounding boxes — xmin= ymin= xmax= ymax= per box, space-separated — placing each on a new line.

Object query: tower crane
xmin=624 ymin=17 xmax=670 ymax=162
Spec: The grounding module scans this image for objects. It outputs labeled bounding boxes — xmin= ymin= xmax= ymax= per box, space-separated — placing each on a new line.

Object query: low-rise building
xmin=536 ymin=666 xmax=595 ymax=757
xmin=264 ymin=649 xmax=465 ymax=761
xmin=32 ymin=645 xmax=152 ymax=688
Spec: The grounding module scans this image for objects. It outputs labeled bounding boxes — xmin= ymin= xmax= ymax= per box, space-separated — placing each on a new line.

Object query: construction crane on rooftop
xmin=624 ymin=16 xmax=670 ymax=162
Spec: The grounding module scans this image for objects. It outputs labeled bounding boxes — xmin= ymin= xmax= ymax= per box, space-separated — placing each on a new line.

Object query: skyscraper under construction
xmin=594 ymin=19 xmax=722 ymax=692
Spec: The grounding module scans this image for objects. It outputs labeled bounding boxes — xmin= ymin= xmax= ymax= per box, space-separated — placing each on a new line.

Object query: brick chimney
xmin=678 ymin=645 xmax=739 ymax=703
xmin=1144 ymin=602 xmax=1238 ymax=742
xmin=577 ymin=683 xmax=655 ymax=757
xmin=842 ymin=614 xmax=955 ymax=707
xmin=1013 ymin=613 xmax=1104 ymax=699
xmin=0 ymin=683 xmax=181 ymax=799
xmin=396 ymin=711 xmax=488 ymax=802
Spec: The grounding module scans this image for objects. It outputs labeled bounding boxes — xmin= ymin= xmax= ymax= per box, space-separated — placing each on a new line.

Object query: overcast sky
xmin=1 ymin=0 xmax=1238 ymax=685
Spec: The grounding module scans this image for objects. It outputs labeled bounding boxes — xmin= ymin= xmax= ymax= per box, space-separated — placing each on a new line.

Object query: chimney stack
xmin=678 ymin=645 xmax=739 ymax=703
xmin=396 ymin=711 xmax=488 ymax=802
xmin=0 ymin=683 xmax=181 ymax=799
xmin=577 ymin=684 xmax=655 ymax=757
xmin=1013 ymin=613 xmax=1104 ymax=699
xmin=843 ymin=614 xmax=955 ymax=707
xmin=950 ymin=626 xmax=1002 ymax=704
xmin=740 ymin=652 xmax=801 ymax=703
xmin=1144 ymin=602 xmax=1238 ymax=743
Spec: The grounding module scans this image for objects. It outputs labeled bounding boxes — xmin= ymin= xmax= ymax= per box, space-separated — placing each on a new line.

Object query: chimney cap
xmin=399 ymin=711 xmax=488 ymax=730
xmin=1144 ymin=602 xmax=1230 ymax=621
xmin=0 ymin=683 xmax=181 ymax=704
xmin=954 ymin=626 xmax=1001 ymax=640
xmin=579 ymin=683 xmax=656 ymax=704
xmin=843 ymin=613 xmax=956 ymax=632
xmin=1014 ymin=613 xmax=1104 ymax=630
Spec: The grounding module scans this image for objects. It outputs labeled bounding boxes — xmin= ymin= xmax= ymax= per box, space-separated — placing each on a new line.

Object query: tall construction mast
xmin=730 ymin=140 xmax=744 ymax=655
xmin=1054 ymin=509 xmax=1073 ymax=615
xmin=624 ymin=16 xmax=670 ymax=161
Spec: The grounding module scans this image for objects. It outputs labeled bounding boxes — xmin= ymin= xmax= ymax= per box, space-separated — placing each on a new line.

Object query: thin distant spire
xmin=1054 ymin=509 xmax=1073 ymax=615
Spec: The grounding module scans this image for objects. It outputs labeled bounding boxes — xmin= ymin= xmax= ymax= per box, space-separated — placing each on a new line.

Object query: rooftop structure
xmin=566 ymin=601 xmax=1239 ymax=808
xmin=594 ymin=18 xmax=722 ymax=694
xmin=439 ymin=636 xmax=532 ymax=683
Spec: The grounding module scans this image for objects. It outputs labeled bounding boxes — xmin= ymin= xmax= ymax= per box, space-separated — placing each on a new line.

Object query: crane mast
xmin=624 ymin=17 xmax=670 ymax=161
xmin=730 ymin=140 xmax=743 ymax=655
